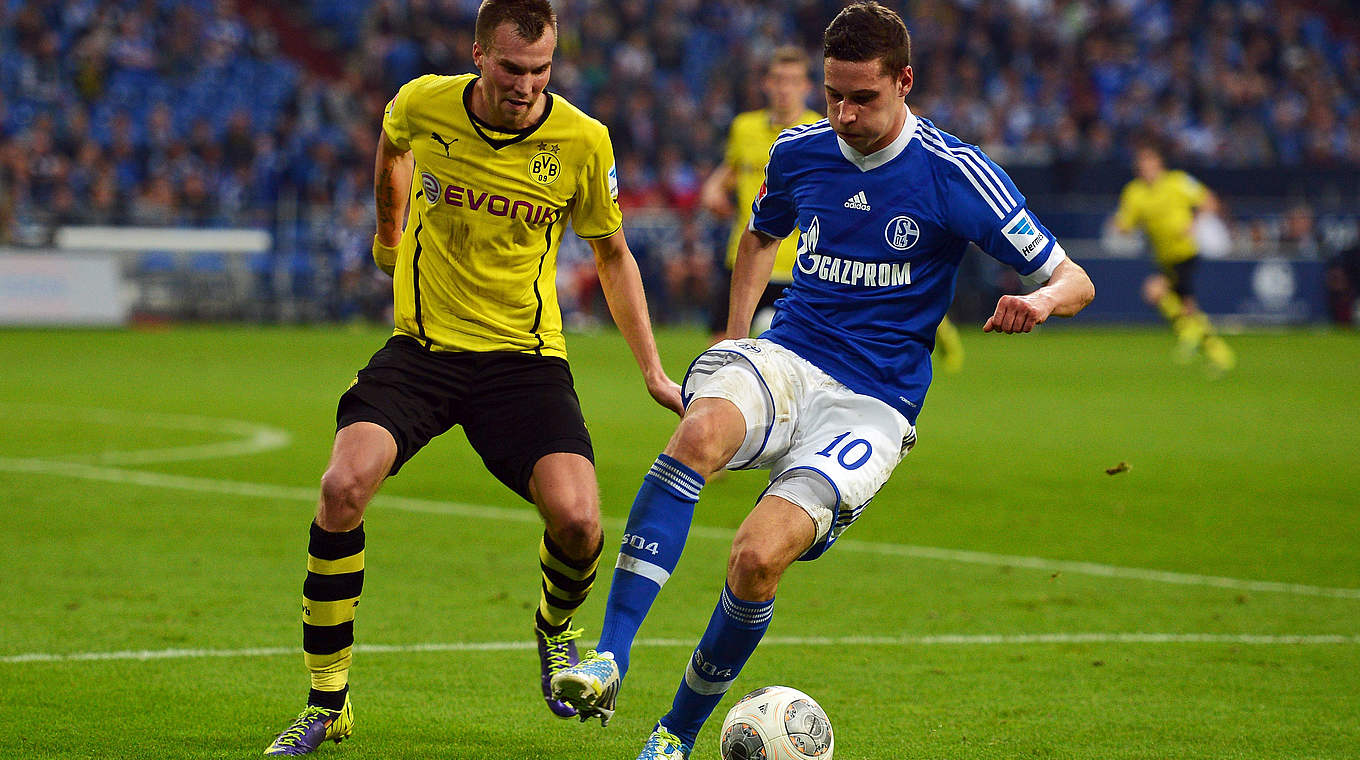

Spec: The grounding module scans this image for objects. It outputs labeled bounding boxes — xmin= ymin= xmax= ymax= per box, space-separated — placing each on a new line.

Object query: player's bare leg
xmin=530 ymin=453 xmax=605 ymax=718
xmin=725 ymin=496 xmax=816 ymax=601
xmin=1143 ymin=274 xmax=1234 ymax=372
xmin=266 ymin=423 xmax=395 ymax=755
xmin=1144 ymin=274 xmax=1202 ymax=363
xmin=317 ymin=422 xmax=397 ymax=531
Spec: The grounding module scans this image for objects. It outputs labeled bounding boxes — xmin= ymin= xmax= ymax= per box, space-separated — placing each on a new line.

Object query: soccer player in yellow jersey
xmin=265 ymin=0 xmax=684 ymax=753
xmin=1113 ymin=140 xmax=1236 ymax=373
xmin=700 ymin=46 xmax=821 ymax=342
xmin=699 ymin=45 xmax=964 ymax=370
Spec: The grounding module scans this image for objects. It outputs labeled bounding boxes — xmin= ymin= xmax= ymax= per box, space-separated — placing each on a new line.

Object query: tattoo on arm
xmin=376 ymin=164 xmax=396 ymax=228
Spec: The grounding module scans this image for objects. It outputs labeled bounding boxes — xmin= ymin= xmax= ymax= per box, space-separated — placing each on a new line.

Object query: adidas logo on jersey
xmin=843 ymin=191 xmax=871 ymax=211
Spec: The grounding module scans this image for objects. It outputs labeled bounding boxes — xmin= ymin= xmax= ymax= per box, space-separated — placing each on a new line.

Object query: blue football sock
xmin=661 ymin=584 xmax=774 ymax=747
xmin=597 ymin=454 xmax=703 ymax=678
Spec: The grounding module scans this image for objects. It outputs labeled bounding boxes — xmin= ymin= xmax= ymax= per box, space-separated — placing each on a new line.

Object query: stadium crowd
xmin=1 ymin=0 xmax=1357 ymax=321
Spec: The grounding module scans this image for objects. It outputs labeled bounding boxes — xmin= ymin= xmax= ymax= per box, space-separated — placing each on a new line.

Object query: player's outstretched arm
xmin=372 ymin=131 xmax=413 ymax=276
xmin=983 ymin=258 xmax=1095 ymax=334
xmin=699 ymin=163 xmax=736 ymax=218
xmin=724 ymin=228 xmax=781 ymax=340
xmin=588 ymin=231 xmax=685 ymax=416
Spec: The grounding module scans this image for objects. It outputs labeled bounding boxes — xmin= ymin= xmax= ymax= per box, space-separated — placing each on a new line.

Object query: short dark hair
xmin=767 ymin=45 xmax=810 ymax=76
xmin=1132 ymin=131 xmax=1169 ymax=160
xmin=823 ymin=1 xmax=912 ymax=78
xmin=475 ymin=0 xmax=557 ymax=50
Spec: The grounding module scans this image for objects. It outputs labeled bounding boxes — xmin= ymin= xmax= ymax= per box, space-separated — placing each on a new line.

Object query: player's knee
xmin=318 ymin=465 xmax=374 ymax=529
xmin=727 ymin=539 xmax=786 ymax=597
xmin=1142 ymin=276 xmax=1166 ymax=305
xmin=544 ymin=503 xmax=601 ymax=559
xmin=665 ymin=411 xmax=738 ymax=477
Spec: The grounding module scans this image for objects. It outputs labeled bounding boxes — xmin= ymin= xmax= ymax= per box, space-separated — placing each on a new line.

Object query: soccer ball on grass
xmin=719 ymin=685 xmax=834 ymax=760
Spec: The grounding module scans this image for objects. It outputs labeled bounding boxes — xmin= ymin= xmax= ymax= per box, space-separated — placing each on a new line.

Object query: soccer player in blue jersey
xmin=552 ymin=3 xmax=1095 ymax=758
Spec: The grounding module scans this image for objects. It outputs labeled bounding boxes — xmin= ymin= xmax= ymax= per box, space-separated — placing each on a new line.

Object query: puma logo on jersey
xmin=431 ymin=131 xmax=457 ymax=157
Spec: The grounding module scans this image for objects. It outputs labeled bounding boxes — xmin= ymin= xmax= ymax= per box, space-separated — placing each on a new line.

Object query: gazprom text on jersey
xmin=797 ymin=254 xmax=911 ymax=287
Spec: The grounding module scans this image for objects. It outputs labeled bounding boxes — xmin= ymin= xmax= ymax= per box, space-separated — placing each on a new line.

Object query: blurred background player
xmin=264 ymin=0 xmax=683 ymax=754
xmin=1112 ymin=139 xmax=1236 ymax=374
xmin=699 ymin=45 xmax=820 ymax=342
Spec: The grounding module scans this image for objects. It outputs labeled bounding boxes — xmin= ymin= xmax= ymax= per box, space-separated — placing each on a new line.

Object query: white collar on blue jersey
xmin=836 ymin=105 xmax=919 ymax=172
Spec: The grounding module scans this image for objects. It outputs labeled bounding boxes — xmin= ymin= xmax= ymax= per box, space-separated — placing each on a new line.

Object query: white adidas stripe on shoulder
xmin=918 ymin=140 xmax=1006 ymax=219
xmin=918 ymin=124 xmax=1017 ymax=215
xmin=783 ymin=119 xmax=828 ymax=134
xmin=919 ymin=128 xmax=1015 ymax=213
xmin=771 ymin=123 xmax=833 ymax=150
xmin=928 ymin=130 xmax=1017 ymax=208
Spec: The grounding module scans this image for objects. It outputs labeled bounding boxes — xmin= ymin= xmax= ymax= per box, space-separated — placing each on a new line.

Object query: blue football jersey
xmin=750 ymin=109 xmax=1066 ymax=424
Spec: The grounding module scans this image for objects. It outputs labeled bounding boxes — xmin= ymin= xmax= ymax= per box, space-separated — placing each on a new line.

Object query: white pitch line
xmin=3 ymin=456 xmax=1360 ymax=601
xmin=3 ymin=633 xmax=1357 ymax=665
xmin=828 ymin=542 xmax=1360 ymax=600
xmin=0 ymin=404 xmax=292 ymax=465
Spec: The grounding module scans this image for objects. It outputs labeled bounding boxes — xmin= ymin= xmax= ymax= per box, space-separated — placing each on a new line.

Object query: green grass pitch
xmin=1 ymin=324 xmax=1357 ymax=759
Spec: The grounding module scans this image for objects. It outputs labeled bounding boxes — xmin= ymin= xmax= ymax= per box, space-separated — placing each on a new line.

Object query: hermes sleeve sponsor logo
xmin=1003 ymin=209 xmax=1048 ymax=261
xmin=419 ymin=170 xmax=561 ymax=225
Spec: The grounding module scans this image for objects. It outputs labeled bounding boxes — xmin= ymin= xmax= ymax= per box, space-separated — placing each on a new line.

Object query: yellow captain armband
xmin=372 ymin=235 xmax=398 ymax=276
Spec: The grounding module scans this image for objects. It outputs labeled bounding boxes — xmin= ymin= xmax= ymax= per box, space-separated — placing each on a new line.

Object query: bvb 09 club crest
xmin=529 ymin=151 xmax=561 ymax=185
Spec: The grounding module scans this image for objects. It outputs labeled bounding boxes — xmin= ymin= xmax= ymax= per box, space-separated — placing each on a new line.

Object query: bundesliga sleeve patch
xmin=1003 ymin=210 xmax=1049 ymax=261
xmin=608 ymin=163 xmax=619 ymax=200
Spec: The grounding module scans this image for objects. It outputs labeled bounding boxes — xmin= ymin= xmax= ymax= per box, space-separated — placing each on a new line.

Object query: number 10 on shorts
xmin=815 ymin=432 xmax=872 ymax=470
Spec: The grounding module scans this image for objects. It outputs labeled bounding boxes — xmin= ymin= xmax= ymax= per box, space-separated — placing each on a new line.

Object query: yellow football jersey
xmin=722 ymin=108 xmax=823 ymax=281
xmin=1113 ymin=170 xmax=1209 ymax=267
xmin=382 ymin=73 xmax=622 ymax=358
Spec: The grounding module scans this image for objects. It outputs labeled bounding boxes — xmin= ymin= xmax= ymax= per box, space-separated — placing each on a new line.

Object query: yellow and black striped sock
xmin=535 ymin=532 xmax=601 ymax=635
xmin=1159 ymin=292 xmax=1211 ymax=349
xmin=1155 ymin=291 xmax=1185 ymax=322
xmin=302 ymin=521 xmax=364 ymax=710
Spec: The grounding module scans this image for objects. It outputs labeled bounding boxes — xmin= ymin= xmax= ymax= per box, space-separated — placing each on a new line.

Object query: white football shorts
xmin=682 ymin=339 xmax=916 ymax=559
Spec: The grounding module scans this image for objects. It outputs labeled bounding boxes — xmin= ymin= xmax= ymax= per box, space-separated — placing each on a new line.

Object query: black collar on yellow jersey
xmin=463 ymin=77 xmax=554 ymax=150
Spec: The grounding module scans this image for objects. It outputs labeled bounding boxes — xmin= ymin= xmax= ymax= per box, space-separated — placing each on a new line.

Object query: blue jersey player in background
xmin=553 ymin=3 xmax=1096 ymax=758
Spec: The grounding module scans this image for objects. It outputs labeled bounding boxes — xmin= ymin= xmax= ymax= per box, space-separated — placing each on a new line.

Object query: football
xmin=719 ymin=686 xmax=834 ymax=760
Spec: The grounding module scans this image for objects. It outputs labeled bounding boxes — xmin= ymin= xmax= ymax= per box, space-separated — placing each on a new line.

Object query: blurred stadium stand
xmin=1 ymin=0 xmax=1357 ymax=325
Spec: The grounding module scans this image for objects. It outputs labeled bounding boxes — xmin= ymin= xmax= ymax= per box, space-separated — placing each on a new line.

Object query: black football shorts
xmin=1167 ymin=256 xmax=1200 ymax=298
xmin=708 ymin=270 xmax=789 ymax=334
xmin=336 ymin=335 xmax=594 ymax=501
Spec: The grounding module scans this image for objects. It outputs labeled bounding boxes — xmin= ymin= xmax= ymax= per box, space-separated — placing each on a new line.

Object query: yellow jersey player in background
xmin=1113 ymin=139 xmax=1236 ymax=374
xmin=699 ymin=46 xmax=820 ymax=341
xmin=265 ymin=0 xmax=683 ymax=754
xmin=698 ymin=45 xmax=963 ymax=370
